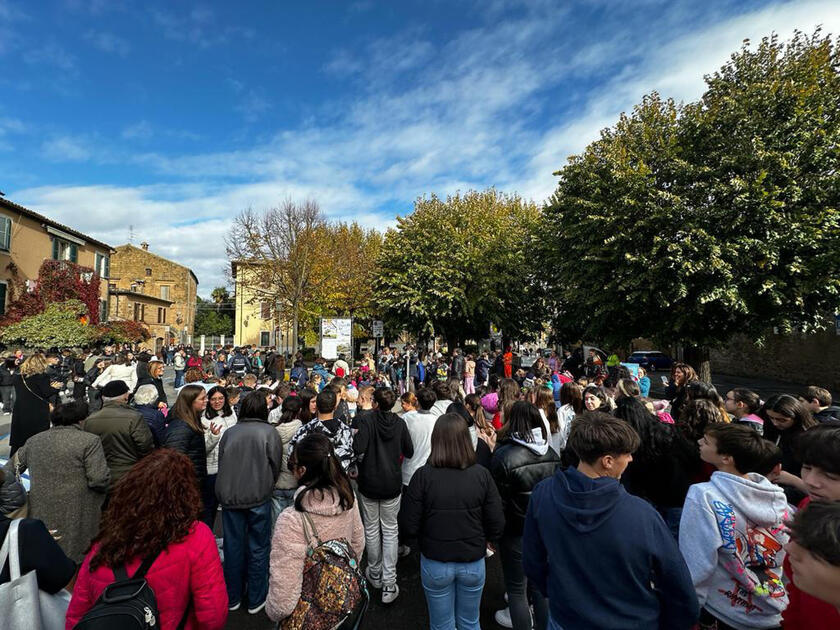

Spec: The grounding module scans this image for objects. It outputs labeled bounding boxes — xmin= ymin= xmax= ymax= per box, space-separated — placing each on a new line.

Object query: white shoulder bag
xmin=0 ymin=519 xmax=71 ymax=630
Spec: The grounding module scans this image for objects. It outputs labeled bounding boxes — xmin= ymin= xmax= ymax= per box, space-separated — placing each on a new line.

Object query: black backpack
xmin=73 ymin=554 xmax=185 ymax=629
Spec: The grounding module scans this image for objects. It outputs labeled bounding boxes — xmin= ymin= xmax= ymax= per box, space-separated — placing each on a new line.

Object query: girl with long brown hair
xmin=163 ymin=385 xmax=220 ymax=494
xmin=65 ymin=449 xmax=228 ymax=629
xmin=400 ymin=413 xmax=504 ymax=629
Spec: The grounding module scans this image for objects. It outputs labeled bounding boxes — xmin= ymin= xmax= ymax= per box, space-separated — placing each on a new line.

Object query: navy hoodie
xmin=523 ymin=467 xmax=698 ymax=630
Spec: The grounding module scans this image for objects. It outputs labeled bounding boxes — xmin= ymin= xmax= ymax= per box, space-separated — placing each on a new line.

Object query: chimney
xmin=140 ymin=241 xmax=149 ymax=251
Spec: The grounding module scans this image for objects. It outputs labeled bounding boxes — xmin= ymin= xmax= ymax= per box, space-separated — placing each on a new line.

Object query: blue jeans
xmin=548 ymin=615 xmax=565 ymax=630
xmin=174 ymin=369 xmax=185 ymax=388
xmin=420 ymin=555 xmax=485 ymax=630
xmin=270 ymin=488 xmax=296 ymax=525
xmin=222 ymin=501 xmax=272 ymax=607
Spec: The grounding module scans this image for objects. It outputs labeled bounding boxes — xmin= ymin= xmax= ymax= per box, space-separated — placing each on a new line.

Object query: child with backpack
xmin=679 ymin=423 xmax=789 ymax=630
xmin=266 ymin=433 xmax=366 ymax=626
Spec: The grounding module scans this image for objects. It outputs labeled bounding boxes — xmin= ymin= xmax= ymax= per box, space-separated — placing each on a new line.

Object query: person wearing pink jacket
xmin=266 ymin=432 xmax=365 ymax=622
xmin=65 ymin=449 xmax=228 ymax=630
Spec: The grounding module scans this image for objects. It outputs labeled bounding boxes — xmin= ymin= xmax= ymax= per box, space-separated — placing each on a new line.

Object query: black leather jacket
xmin=490 ymin=440 xmax=561 ymax=537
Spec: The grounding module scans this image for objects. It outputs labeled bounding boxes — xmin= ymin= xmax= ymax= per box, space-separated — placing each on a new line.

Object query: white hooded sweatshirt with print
xmin=679 ymin=471 xmax=790 ymax=630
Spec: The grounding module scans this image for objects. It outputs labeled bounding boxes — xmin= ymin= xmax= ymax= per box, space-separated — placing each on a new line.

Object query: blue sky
xmin=1 ymin=0 xmax=838 ymax=294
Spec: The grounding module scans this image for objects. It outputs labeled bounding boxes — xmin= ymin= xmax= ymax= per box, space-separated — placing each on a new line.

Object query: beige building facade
xmin=0 ymin=196 xmax=113 ymax=319
xmin=232 ymin=261 xmax=287 ymax=348
xmin=109 ymin=243 xmax=198 ymax=345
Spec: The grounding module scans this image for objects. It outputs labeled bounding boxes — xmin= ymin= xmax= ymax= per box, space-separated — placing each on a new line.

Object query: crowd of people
xmin=1 ymin=341 xmax=840 ymax=630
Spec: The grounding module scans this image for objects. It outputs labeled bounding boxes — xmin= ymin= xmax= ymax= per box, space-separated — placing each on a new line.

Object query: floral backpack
xmin=281 ymin=512 xmax=368 ymax=630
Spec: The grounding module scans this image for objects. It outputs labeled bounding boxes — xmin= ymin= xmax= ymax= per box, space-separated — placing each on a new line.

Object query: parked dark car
xmin=626 ymin=350 xmax=673 ymax=372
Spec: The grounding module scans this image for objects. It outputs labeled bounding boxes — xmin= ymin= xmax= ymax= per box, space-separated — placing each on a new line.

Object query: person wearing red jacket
xmin=65 ymin=449 xmax=228 ymax=630
xmin=779 ymin=424 xmax=840 ymax=630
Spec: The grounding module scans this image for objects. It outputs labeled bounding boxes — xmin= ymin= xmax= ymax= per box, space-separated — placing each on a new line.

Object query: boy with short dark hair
xmin=523 ymin=412 xmax=698 ymax=629
xmin=800 ymin=385 xmax=840 ymax=423
xmin=680 ymin=423 xmax=789 ymax=630
xmin=782 ymin=424 xmax=840 ymax=629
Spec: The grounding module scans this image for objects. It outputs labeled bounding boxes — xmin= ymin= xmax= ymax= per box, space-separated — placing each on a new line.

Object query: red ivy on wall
xmin=2 ymin=260 xmax=102 ymax=326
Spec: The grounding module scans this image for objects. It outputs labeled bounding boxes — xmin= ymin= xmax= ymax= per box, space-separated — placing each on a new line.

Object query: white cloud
xmin=12 ymin=0 xmax=840 ymax=292
xmin=510 ymin=0 xmax=840 ymax=202
xmin=0 ymin=116 xmax=25 ymax=135
xmin=149 ymin=7 xmax=255 ymax=48
xmin=234 ymin=91 xmax=272 ymax=123
xmin=41 ymin=135 xmax=93 ymax=162
xmin=121 ymin=121 xmax=153 ymax=140
xmin=23 ymin=41 xmax=76 ymax=72
xmin=84 ymin=30 xmax=131 ymax=56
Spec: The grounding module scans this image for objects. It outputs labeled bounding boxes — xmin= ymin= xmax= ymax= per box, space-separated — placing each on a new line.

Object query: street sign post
xmin=372 ymin=320 xmax=384 ymax=338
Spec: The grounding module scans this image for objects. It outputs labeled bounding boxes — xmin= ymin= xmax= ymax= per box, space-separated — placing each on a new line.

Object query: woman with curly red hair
xmin=65 ymin=448 xmax=228 ymax=629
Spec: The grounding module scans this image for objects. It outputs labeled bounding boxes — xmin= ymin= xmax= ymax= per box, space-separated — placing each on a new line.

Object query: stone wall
xmin=110 ymin=244 xmax=197 ymax=343
xmin=712 ymin=327 xmax=840 ymax=390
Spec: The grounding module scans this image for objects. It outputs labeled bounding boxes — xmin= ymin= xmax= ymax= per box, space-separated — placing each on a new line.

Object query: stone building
xmin=108 ymin=289 xmax=174 ymax=352
xmin=109 ymin=242 xmax=198 ymax=346
xmin=0 ymin=196 xmax=113 ymax=318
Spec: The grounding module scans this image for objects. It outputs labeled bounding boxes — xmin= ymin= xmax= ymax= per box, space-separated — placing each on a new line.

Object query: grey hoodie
xmin=679 ymin=471 xmax=790 ymax=630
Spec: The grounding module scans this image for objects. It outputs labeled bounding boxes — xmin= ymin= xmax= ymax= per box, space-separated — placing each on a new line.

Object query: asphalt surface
xmin=0 ymin=366 xmax=833 ymax=629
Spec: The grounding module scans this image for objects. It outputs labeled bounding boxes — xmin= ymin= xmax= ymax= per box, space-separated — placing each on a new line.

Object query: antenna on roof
xmin=129 ymin=225 xmax=134 ymax=244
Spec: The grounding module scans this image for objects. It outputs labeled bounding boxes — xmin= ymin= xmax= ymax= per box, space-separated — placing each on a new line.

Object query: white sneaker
xmin=228 ymin=602 xmax=241 ymax=612
xmin=248 ymin=600 xmax=266 ymax=614
xmin=382 ymin=583 xmax=399 ymax=604
xmin=495 ymin=608 xmax=513 ymax=628
xmin=365 ymin=566 xmax=382 ymax=590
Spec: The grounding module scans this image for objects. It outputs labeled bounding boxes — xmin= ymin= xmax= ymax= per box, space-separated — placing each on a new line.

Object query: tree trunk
xmin=684 ymin=345 xmax=711 ymax=383
xmin=291 ymin=307 xmax=299 ymax=356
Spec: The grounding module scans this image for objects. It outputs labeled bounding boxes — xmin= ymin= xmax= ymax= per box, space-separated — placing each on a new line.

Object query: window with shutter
xmin=95 ymin=253 xmax=110 ymax=278
xmin=53 ymin=238 xmax=76 ymax=261
xmin=0 ymin=217 xmax=11 ymax=252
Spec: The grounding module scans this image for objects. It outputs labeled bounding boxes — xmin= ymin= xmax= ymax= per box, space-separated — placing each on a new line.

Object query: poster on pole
xmin=372 ymin=320 xmax=384 ymax=338
xmin=320 ymin=317 xmax=353 ymax=360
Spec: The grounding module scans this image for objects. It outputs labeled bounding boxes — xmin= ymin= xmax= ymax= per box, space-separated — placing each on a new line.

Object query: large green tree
xmin=374 ymin=189 xmax=543 ymax=348
xmin=541 ymin=30 xmax=840 ymax=379
xmin=195 ymin=294 xmax=234 ymax=337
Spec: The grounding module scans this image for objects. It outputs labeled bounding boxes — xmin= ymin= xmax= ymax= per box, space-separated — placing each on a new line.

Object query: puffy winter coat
xmin=0 ymin=467 xmax=26 ymax=515
xmin=400 ymin=463 xmax=505 ymax=563
xmin=136 ymin=403 xmax=167 ymax=447
xmin=66 ymin=522 xmax=228 ymax=630
xmin=490 ymin=439 xmax=561 ymax=536
xmin=164 ymin=418 xmax=219 ymax=485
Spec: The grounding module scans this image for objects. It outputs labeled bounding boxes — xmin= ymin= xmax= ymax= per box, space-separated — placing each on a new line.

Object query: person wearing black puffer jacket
xmin=400 ymin=413 xmax=505 ymax=630
xmin=490 ymin=401 xmax=561 ymax=630
xmin=353 ymin=387 xmax=414 ymax=604
xmin=163 ymin=385 xmax=220 ymax=490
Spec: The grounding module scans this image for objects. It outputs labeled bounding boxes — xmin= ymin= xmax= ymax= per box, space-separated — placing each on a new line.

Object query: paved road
xmin=0 ymin=366 xmax=832 ymax=629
